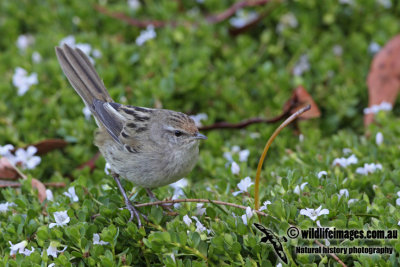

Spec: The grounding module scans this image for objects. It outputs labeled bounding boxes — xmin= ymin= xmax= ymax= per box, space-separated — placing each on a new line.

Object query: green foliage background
xmin=0 ymin=0 xmax=400 ymax=266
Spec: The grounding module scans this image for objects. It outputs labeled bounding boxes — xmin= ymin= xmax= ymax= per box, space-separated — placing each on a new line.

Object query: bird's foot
xmin=125 ymin=199 xmax=147 ymax=227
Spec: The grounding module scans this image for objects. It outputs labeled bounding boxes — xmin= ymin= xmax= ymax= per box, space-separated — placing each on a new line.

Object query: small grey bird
xmin=55 ymin=44 xmax=206 ymax=226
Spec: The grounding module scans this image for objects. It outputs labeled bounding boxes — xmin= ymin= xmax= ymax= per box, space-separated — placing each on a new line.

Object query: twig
xmin=198 ymin=112 xmax=288 ymax=131
xmin=134 ymin=198 xmax=276 ymax=219
xmin=206 ymin=0 xmax=270 ymax=23
xmin=44 ymin=182 xmax=66 ymax=188
xmin=95 ymin=0 xmax=271 ymax=29
xmin=315 ymin=240 xmax=347 ymax=267
xmin=0 ymin=182 xmax=65 ymax=188
xmin=95 ymin=5 xmax=176 ymax=28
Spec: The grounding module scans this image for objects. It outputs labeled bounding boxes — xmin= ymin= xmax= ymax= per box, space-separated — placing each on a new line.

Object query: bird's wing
xmin=93 ymin=99 xmax=153 ymax=152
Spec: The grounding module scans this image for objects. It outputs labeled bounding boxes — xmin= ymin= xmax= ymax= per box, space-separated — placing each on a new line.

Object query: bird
xmin=55 ymin=44 xmax=207 ymax=226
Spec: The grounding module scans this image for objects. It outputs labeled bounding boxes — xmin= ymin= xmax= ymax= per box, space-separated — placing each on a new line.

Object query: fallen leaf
xmin=365 ymin=34 xmax=400 ymax=126
xmin=31 ymin=178 xmax=47 ymax=203
xmin=284 ymin=86 xmax=321 ymax=119
xmin=0 ymin=157 xmax=19 ymax=179
xmin=31 ymin=139 xmax=69 ymax=155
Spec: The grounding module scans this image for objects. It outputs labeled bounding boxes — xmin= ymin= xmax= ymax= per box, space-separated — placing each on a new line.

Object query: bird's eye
xmin=174 ymin=130 xmax=183 ymax=137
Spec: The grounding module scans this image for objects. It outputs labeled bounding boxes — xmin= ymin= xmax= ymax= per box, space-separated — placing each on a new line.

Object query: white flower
xmin=63 ymin=187 xmax=79 ymax=202
xmin=46 ymin=189 xmax=54 ymax=201
xmin=75 ymin=43 xmax=92 ymax=55
xmin=48 ymin=264 xmax=55 ymax=267
xmin=276 ymin=12 xmax=298 ymax=33
xmin=32 ymin=51 xmax=42 ymax=63
xmin=396 ymin=191 xmax=400 ymax=206
xmin=363 ymin=101 xmax=392 ymax=114
xmin=249 ymin=132 xmax=260 ymax=139
xmin=233 ymin=176 xmax=253 ymax=196
xmin=277 ymin=263 xmax=282 ymax=267
xmin=299 ymin=134 xmax=304 ymax=142
xmin=259 ymin=201 xmax=271 ymax=211
xmin=0 ymin=144 xmax=14 ymax=157
xmin=239 ymin=149 xmax=250 ymax=162
xmin=231 ymin=146 xmax=240 ymax=153
xmin=342 ymin=148 xmax=352 ymax=154
xmin=16 ymin=34 xmax=35 ymax=52
xmin=294 ymin=182 xmax=308 ymax=195
xmin=189 ymin=113 xmax=208 ymax=127
xmin=49 ymin=211 xmax=70 ymax=228
xmin=317 ymin=171 xmax=327 ymax=179
xmin=356 ymin=163 xmax=382 ymax=175
xmin=104 ymin=162 xmax=111 ymax=175
xmin=190 ymin=113 xmax=208 ymax=127
xmin=22 ymin=246 xmax=35 ymax=256
xmin=72 ymin=16 xmax=81 ymax=25
xmin=46 ymin=242 xmax=67 ymax=258
xmin=9 ymin=240 xmax=34 ymax=256
xmin=231 ymin=161 xmax=240 ymax=175
xmin=377 ymin=0 xmax=392 ymax=8
xmin=223 ymin=151 xmax=233 ymax=162
xmin=376 ymin=132 xmax=383 ymax=146
xmin=170 ymin=178 xmax=189 ymax=207
xmin=93 ymin=234 xmax=109 ymax=245
xmin=196 ymin=203 xmax=206 ymax=216
xmin=13 ymin=67 xmax=38 ymax=96
xmin=348 ymin=199 xmax=358 ymax=205
xmin=191 ymin=216 xmax=210 ymax=233
xmin=292 ymin=54 xmax=310 ymax=76
xmin=82 ymin=106 xmax=91 ymax=120
xmin=170 ymin=178 xmax=188 ymax=197
xmin=300 ymin=206 xmax=329 ymax=221
xmin=241 ymin=207 xmax=255 ymax=226
xmin=128 ymin=0 xmax=141 ymax=10
xmin=0 ymin=202 xmax=16 ymax=212
xmin=332 ymin=154 xmax=358 ymax=167
xmin=339 ymin=0 xmax=354 ymax=4
xmin=337 ymin=189 xmax=349 ymax=199
xmin=12 ymin=146 xmax=41 ymax=169
xmin=332 ymin=45 xmax=343 ymax=56
xmin=92 ymin=49 xmax=102 ymax=59
xmin=229 ymin=10 xmax=258 ymax=28
xmin=136 ymin=25 xmax=156 ymax=46
xmin=183 ymin=215 xmax=192 ymax=226
xmin=59 ymin=35 xmax=76 ymax=46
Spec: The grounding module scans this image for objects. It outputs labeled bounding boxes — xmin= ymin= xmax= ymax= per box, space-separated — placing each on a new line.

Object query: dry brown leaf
xmin=10 ymin=139 xmax=68 ymax=156
xmin=31 ymin=178 xmax=47 ymax=203
xmin=365 ymin=34 xmax=400 ymax=126
xmin=31 ymin=139 xmax=68 ymax=155
xmin=284 ymin=86 xmax=321 ymax=119
xmin=0 ymin=157 xmax=20 ymax=179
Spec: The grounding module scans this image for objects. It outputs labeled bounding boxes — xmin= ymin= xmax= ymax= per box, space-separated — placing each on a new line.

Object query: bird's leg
xmin=112 ymin=172 xmax=145 ymax=227
xmin=145 ymin=188 xmax=174 ymax=212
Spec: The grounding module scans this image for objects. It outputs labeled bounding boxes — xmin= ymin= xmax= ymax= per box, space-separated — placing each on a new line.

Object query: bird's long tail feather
xmin=55 ymin=44 xmax=113 ymax=111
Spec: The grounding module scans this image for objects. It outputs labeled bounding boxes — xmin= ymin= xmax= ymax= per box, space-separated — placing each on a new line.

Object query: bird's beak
xmin=194 ymin=133 xmax=207 ymax=140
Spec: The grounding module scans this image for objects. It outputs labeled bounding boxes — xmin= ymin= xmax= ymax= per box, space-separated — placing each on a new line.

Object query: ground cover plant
xmin=1 ymin=0 xmax=400 ymax=266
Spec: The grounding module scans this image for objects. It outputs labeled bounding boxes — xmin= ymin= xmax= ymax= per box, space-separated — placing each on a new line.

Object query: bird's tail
xmin=55 ymin=44 xmax=113 ymax=112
